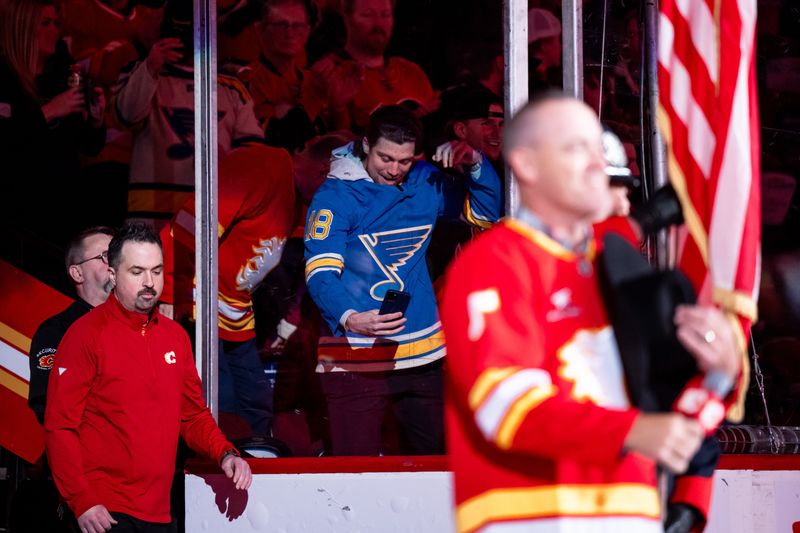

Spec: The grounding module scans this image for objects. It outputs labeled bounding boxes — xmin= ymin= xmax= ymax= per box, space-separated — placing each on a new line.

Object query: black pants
xmin=218 ymin=338 xmax=274 ymax=436
xmin=70 ymin=513 xmax=176 ymax=533
xmin=320 ymin=359 xmax=444 ymax=456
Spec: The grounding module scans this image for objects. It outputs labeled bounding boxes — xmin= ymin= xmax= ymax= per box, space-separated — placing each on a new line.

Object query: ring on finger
xmin=704 ymin=329 xmax=716 ymax=344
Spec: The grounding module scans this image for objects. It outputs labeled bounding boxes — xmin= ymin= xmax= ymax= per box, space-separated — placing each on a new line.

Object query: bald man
xmin=440 ymin=94 xmax=741 ymax=533
xmin=29 ymin=226 xmax=116 ymax=425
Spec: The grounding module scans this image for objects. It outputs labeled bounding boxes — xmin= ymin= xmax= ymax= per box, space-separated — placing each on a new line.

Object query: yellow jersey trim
xmin=469 ymin=367 xmax=521 ymax=410
xmin=503 ymin=219 xmax=596 ymax=262
xmin=464 ymin=197 xmax=494 ymax=229
xmin=305 ymin=257 xmax=344 ymax=278
xmin=457 ymin=483 xmax=660 ymax=533
xmin=495 ymin=385 xmax=558 ymax=449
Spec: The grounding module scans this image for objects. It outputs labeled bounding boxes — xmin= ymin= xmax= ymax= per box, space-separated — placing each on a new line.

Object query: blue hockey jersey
xmin=305 ymin=142 xmax=502 ymax=372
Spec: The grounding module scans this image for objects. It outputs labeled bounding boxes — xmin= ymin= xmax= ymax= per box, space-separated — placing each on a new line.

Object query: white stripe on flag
xmin=667 ymin=55 xmax=716 ymax=177
xmin=709 ymin=1 xmax=757 ymax=291
xmin=675 ymin=0 xmax=718 ymax=82
xmin=658 ymin=13 xmax=674 ymax=67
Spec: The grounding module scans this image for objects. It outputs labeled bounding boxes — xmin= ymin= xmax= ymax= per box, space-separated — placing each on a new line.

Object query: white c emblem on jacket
xmin=164 ymin=351 xmax=177 ymax=364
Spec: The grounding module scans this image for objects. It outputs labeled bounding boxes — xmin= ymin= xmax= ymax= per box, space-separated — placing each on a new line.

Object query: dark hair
xmin=261 ymin=0 xmax=319 ymax=27
xmin=107 ymin=222 xmax=162 ymax=269
xmin=301 ymin=131 xmax=356 ymax=161
xmin=357 ymin=105 xmax=423 ymax=157
xmin=65 ymin=226 xmax=116 ymax=270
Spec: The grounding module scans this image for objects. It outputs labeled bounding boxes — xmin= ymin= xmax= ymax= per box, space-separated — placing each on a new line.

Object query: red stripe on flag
xmin=706 ymin=3 xmax=743 ymax=196
xmin=738 ymin=55 xmax=762 ymax=307
xmin=662 ymin=7 xmax=719 ymax=127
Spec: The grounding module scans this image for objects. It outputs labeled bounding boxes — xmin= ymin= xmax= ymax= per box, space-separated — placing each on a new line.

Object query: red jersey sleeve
xmin=43 ymin=322 xmax=102 ymax=518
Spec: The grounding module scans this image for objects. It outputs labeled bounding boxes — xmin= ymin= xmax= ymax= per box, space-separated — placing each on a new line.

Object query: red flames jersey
xmin=440 ymin=218 xmax=662 ymax=533
xmin=161 ymin=144 xmax=296 ymax=341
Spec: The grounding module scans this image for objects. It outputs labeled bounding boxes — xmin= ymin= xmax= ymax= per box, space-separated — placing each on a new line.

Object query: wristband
xmin=220 ymin=448 xmax=240 ymax=465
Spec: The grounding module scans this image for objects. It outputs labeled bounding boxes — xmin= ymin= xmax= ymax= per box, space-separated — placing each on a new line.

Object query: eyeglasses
xmin=74 ymin=251 xmax=108 ymax=266
xmin=266 ymin=21 xmax=310 ymax=32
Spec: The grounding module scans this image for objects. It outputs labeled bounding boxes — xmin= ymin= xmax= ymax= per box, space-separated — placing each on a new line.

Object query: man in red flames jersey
xmin=440 ymin=94 xmax=742 ymax=533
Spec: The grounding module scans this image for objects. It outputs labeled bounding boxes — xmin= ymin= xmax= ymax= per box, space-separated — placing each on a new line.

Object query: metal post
xmin=503 ymin=0 xmax=528 ymax=216
xmin=562 ymin=0 xmax=583 ymax=98
xmin=193 ymin=0 xmax=219 ymax=418
xmin=643 ymin=0 xmax=670 ymax=268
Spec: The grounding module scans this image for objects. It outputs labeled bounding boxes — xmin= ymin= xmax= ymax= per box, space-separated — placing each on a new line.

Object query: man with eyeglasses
xmin=28 ymin=226 xmax=116 ymax=425
xmin=247 ymin=0 xmax=354 ymax=152
xmin=25 ymin=227 xmax=115 ymax=532
xmin=45 ymin=222 xmax=251 ymax=533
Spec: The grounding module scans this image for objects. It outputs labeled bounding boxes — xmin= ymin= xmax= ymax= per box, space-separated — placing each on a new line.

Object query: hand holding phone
xmin=379 ymin=290 xmax=411 ymax=316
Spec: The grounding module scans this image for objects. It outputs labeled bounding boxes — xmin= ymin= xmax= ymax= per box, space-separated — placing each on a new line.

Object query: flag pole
xmin=503 ymin=0 xmax=528 ymax=217
xmin=562 ymin=0 xmax=583 ymax=99
xmin=644 ymin=0 xmax=671 ymax=269
xmin=194 ymin=0 xmax=219 ymax=419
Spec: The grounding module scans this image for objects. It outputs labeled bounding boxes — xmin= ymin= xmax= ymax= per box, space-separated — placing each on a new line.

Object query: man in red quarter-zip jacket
xmin=45 ymin=222 xmax=252 ymax=533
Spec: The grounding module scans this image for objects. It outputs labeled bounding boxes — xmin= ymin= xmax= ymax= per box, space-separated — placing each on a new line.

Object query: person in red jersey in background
xmin=160 ymin=143 xmax=296 ymax=438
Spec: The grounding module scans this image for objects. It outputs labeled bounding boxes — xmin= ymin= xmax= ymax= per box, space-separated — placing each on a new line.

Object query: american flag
xmin=657 ymin=0 xmax=761 ymax=421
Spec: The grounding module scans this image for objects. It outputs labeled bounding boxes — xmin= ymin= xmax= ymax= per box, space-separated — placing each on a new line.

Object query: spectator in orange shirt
xmin=248 ymin=0 xmax=359 ymax=152
xmin=313 ymin=0 xmax=436 ymax=132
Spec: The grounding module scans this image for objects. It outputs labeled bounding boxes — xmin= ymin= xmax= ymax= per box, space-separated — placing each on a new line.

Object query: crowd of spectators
xmin=2 ymin=0 xmax=798 ymax=462
xmin=0 ymin=0 xmax=521 ymax=457
xmin=5 ymin=2 xmax=800 ymax=532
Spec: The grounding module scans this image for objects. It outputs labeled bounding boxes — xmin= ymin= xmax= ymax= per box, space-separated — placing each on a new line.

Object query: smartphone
xmin=379 ymin=290 xmax=411 ymax=315
xmin=83 ymin=75 xmax=98 ymax=110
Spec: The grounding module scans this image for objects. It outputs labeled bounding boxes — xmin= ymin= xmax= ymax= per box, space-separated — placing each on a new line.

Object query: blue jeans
xmin=218 ymin=338 xmax=273 ymax=435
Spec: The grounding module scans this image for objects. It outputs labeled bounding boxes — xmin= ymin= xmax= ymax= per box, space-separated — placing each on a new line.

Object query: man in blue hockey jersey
xmin=304 ymin=105 xmax=503 ymax=455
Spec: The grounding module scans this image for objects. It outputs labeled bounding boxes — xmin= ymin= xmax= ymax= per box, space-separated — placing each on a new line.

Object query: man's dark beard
xmin=359 ymin=30 xmax=389 ymax=55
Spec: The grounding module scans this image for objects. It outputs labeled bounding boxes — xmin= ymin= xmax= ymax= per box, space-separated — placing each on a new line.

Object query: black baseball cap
xmin=439 ymin=83 xmax=503 ymax=123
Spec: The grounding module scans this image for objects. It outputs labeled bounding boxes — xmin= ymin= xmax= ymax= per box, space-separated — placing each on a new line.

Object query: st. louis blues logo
xmin=165 ymin=107 xmax=194 ymax=160
xmin=359 ymin=225 xmax=432 ymax=300
xmin=165 ymin=107 xmax=227 ymax=160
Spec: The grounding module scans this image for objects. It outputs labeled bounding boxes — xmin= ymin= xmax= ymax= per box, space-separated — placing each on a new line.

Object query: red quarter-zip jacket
xmin=44 ymin=293 xmax=234 ymax=522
